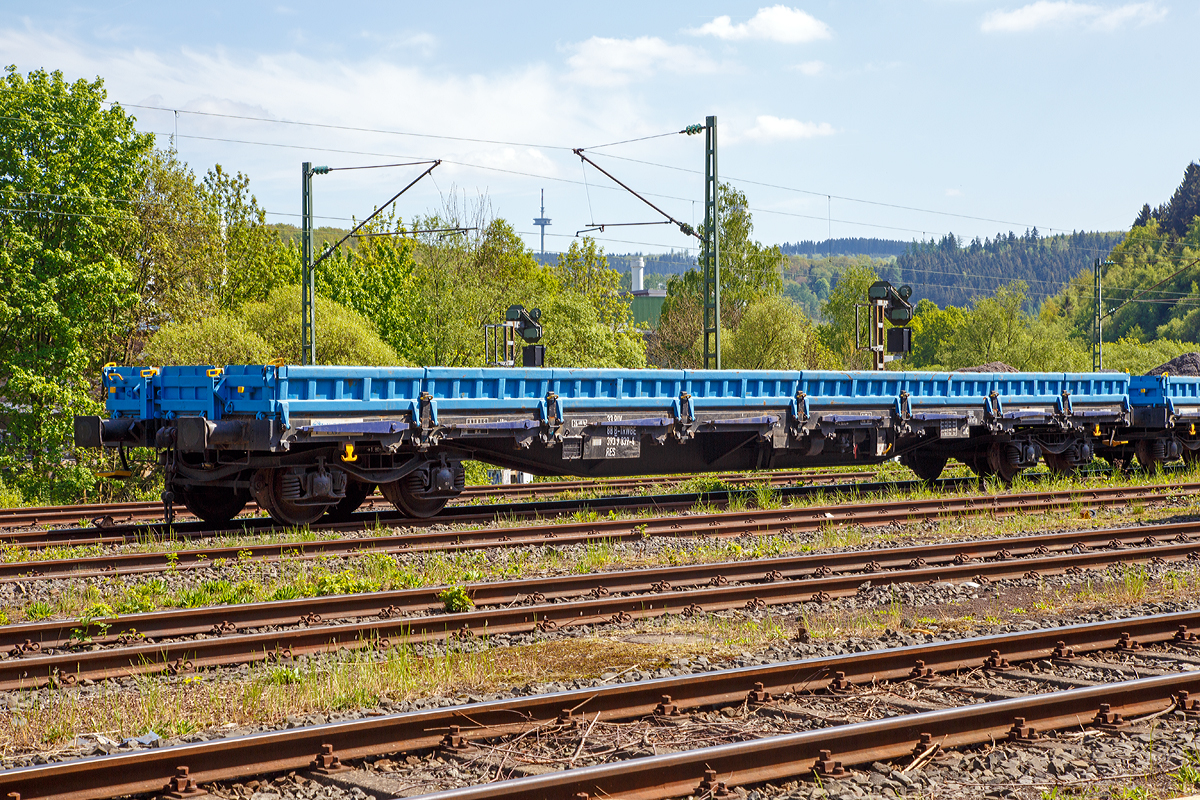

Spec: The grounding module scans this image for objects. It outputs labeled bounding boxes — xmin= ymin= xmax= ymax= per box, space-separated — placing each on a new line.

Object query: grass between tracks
xmin=0 ymin=612 xmax=803 ymax=752
xmin=8 ymin=556 xmax=1200 ymax=753
xmin=6 ymin=465 xmax=1200 ymax=625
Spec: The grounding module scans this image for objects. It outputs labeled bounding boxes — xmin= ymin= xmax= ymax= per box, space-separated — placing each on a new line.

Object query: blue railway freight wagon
xmin=74 ymin=364 xmax=1200 ymax=526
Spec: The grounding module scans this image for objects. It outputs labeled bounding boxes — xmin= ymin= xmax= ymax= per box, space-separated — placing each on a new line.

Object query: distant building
xmin=622 ymin=257 xmax=667 ymax=329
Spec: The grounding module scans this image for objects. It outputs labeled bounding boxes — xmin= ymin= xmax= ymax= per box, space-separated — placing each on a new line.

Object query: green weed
xmin=437 ymin=586 xmax=474 ymax=613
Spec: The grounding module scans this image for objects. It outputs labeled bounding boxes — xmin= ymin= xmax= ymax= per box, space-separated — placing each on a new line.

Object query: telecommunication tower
xmin=533 ymin=189 xmax=551 ymax=255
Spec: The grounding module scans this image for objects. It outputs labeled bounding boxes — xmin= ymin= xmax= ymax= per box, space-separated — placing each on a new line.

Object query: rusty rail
xmin=4 ymin=535 xmax=1200 ymax=689
xmin=3 ymin=609 xmax=1199 ymax=800
xmin=4 ymin=518 xmax=1197 ymax=654
xmin=2 ymin=479 xmax=1194 ymax=583
xmin=0 ymin=470 xmax=875 ymax=531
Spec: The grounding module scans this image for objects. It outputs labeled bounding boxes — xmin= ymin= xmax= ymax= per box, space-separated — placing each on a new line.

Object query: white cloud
xmin=945 ymin=188 xmax=963 ymax=197
xmin=793 ymin=60 xmax=826 ymax=76
xmin=0 ymin=26 xmax=620 ymax=185
xmin=743 ymin=115 xmax=834 ymax=141
xmin=564 ymin=36 xmax=716 ymax=87
xmin=688 ymin=6 xmax=832 ymax=44
xmin=981 ymin=1 xmax=1166 ymax=32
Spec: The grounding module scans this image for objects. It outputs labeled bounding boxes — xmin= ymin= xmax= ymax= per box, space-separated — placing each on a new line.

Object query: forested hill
xmin=894 ymin=230 xmax=1125 ymax=309
xmin=781 ymin=237 xmax=909 ymax=257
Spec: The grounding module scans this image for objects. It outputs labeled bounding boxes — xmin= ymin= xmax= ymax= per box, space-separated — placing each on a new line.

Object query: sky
xmin=3 ymin=1 xmax=1198 ymax=263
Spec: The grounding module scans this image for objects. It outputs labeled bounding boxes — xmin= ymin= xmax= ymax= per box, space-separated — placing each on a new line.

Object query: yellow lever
xmin=341 ymin=443 xmax=358 ymax=462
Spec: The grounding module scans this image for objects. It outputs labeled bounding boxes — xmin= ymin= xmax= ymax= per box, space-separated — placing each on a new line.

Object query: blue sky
xmin=3 ymin=1 xmax=1197 ymax=261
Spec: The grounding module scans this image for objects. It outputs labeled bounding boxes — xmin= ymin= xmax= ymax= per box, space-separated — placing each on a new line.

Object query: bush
xmin=140 ymin=285 xmax=402 ymax=367
xmin=241 ymin=286 xmax=402 ymax=366
xmin=139 ymin=314 xmax=272 ymax=366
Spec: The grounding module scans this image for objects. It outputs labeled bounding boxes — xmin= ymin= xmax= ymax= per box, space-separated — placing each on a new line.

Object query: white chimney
xmin=633 ymin=256 xmax=645 ymax=292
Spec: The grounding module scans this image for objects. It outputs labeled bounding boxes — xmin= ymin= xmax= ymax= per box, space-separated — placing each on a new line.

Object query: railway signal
xmin=860 ymin=280 xmax=914 ymax=370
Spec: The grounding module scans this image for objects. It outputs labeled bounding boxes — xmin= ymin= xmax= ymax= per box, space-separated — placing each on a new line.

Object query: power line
xmin=0 ymin=91 xmax=1088 ymax=238
xmin=588 ymin=151 xmax=1071 ymax=234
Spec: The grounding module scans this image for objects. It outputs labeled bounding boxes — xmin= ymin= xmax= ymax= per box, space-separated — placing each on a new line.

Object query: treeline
xmin=1051 ymin=162 xmax=1200 ymax=344
xmin=893 ymin=229 xmax=1125 ymax=309
xmin=780 ymin=237 xmax=909 ymax=258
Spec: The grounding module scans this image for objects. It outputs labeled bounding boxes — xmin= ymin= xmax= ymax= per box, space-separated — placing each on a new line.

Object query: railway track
xmin=1 ymin=478 xmax=1193 ymax=583
xmin=4 ymin=517 xmax=1199 ymax=655
xmin=3 ymin=522 xmax=1198 ymax=689
xmin=5 ymin=609 xmax=1200 ymax=800
xmin=0 ymin=469 xmax=875 ymax=530
xmin=0 ymin=469 xmax=925 ymax=548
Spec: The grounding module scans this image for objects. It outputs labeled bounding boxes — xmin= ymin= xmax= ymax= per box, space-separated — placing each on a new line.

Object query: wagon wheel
xmin=1042 ymin=451 xmax=1075 ymax=476
xmin=899 ymin=450 xmax=948 ymax=482
xmin=324 ymin=479 xmax=375 ymax=522
xmin=380 ymin=476 xmax=448 ymax=519
xmin=960 ymin=450 xmax=994 ymax=479
xmin=250 ymin=468 xmax=328 ymax=527
xmin=1134 ymin=440 xmax=1164 ymax=472
xmin=179 ymin=485 xmax=249 ymax=523
xmin=986 ymin=442 xmax=1021 ymax=485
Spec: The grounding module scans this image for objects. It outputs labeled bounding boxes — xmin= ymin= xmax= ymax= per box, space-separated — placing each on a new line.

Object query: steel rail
xmin=411 ymin=671 xmax=1200 ymax=800
xmin=4 ymin=610 xmax=1200 ymax=800
xmin=4 ymin=537 xmax=1200 ymax=690
xmin=4 ymin=518 xmax=1198 ymax=653
xmin=0 ymin=466 xmax=1139 ymax=547
xmin=1 ymin=479 xmax=1192 ymax=583
xmin=0 ymin=470 xmax=876 ymax=530
xmin=0 ymin=470 xmax=920 ymax=549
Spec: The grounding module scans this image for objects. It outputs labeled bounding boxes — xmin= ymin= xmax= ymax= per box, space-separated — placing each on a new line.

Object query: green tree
xmin=649 ymin=184 xmax=783 ymax=368
xmin=938 ymin=282 xmax=1088 ymax=371
xmin=202 ymin=165 xmax=297 ymax=310
xmin=818 ymin=263 xmax=879 ymax=370
xmin=316 ymin=213 xmax=422 ymax=360
xmin=706 ymin=182 xmax=785 ymax=318
xmin=721 ymin=295 xmax=834 ymax=370
xmin=119 ymin=147 xmax=224 ymax=363
xmin=139 ymin=314 xmax=272 ymax=367
xmin=543 ymin=237 xmax=645 ymax=368
xmin=907 ymin=298 xmax=967 ymax=369
xmin=0 ymin=66 xmax=153 ymax=502
xmin=141 ymin=286 xmax=399 ymax=367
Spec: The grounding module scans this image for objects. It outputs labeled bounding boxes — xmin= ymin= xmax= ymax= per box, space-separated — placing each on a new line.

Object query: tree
xmin=316 ymin=212 xmax=422 ymax=361
xmin=117 ymin=147 xmax=225 ymax=364
xmin=818 ymin=263 xmax=879 ymax=370
xmin=543 ymin=237 xmax=646 ymax=368
xmin=721 ymin=295 xmax=833 ymax=370
xmin=141 ymin=286 xmax=400 ymax=367
xmin=707 ymin=182 xmax=785 ymax=318
xmin=649 ymin=183 xmax=784 ymax=368
xmin=937 ymin=282 xmax=1088 ymax=371
xmin=0 ymin=66 xmax=153 ymax=502
xmin=202 ymin=165 xmax=297 ymax=310
xmin=907 ymin=299 xmax=967 ymax=369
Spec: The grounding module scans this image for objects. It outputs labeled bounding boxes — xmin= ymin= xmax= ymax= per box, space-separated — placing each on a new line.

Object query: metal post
xmin=1092 ymin=258 xmax=1103 ymax=371
xmin=702 ymin=115 xmax=720 ymax=370
xmin=873 ymin=299 xmax=886 ymax=371
xmin=301 ymin=162 xmax=316 ymax=366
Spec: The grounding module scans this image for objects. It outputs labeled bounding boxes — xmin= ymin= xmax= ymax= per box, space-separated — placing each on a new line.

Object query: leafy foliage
xmin=722 ymin=295 xmax=834 ymax=370
xmin=0 ymin=67 xmax=153 ymax=503
xmin=143 ymin=286 xmax=400 ymax=366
